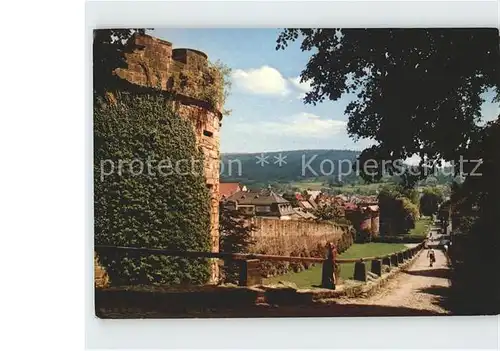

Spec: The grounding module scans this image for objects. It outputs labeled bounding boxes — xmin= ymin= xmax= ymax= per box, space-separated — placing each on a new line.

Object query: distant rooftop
xmin=220 ymin=182 xmax=242 ymax=198
xmin=227 ymin=189 xmax=290 ymax=206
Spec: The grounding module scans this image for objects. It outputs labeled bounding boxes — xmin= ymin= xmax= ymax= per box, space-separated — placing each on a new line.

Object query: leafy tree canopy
xmin=313 ymin=203 xmax=346 ymax=222
xmin=420 ymin=186 xmax=445 ymax=216
xmin=276 ymin=29 xmax=499 ymax=186
xmin=378 ymin=184 xmax=419 ymax=235
xmin=276 ymin=28 xmax=499 ymax=312
xmin=219 ymin=205 xmax=256 ymax=284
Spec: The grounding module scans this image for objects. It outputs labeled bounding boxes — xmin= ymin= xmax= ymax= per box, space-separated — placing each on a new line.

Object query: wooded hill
xmin=221 ymin=149 xmax=455 ymax=187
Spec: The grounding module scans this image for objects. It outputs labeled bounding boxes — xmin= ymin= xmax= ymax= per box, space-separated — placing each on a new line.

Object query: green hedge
xmin=371 ymin=236 xmax=426 ymax=244
xmin=94 ymin=92 xmax=211 ymax=286
xmin=336 ymin=225 xmax=355 ymax=253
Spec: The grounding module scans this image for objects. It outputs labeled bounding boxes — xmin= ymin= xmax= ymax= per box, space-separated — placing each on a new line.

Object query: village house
xmin=315 ymin=193 xmax=347 ymax=207
xmin=313 ymin=192 xmax=380 ymax=237
xmin=281 ymin=192 xmax=301 ymax=207
xmin=282 ymin=191 xmax=317 ymax=211
xmin=349 ymin=195 xmax=378 ymax=205
xmin=290 ymin=208 xmax=317 ymax=220
xmin=306 ymin=190 xmax=322 ymax=202
xmin=224 ymin=188 xmax=294 ymax=219
xmin=335 ymin=194 xmax=349 ymax=203
xmin=298 ymin=197 xmax=316 ymax=211
xmin=357 ymin=196 xmax=380 ymax=236
xmin=219 ymin=182 xmax=247 ymax=200
xmin=343 ymin=199 xmax=380 ymax=237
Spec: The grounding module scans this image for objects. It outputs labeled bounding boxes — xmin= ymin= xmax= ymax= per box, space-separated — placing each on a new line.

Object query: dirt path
xmin=336 ymin=248 xmax=451 ymax=315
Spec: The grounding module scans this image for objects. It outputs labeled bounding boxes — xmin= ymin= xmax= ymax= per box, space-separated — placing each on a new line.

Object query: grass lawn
xmin=407 ymin=217 xmax=432 ymax=237
xmin=263 ymin=242 xmax=407 ymax=289
xmin=289 ymin=181 xmax=325 ymax=191
xmin=290 ymin=181 xmax=385 ymax=194
xmin=329 ymin=183 xmax=384 ymax=194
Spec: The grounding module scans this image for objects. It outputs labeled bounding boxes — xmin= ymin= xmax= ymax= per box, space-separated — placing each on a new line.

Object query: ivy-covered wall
xmin=96 ymin=34 xmax=226 ymax=284
xmin=94 ymin=93 xmax=213 ymax=286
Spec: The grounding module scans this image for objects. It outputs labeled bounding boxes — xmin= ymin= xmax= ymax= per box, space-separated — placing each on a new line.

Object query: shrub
xmin=336 ymin=225 xmax=356 ymax=250
xmin=379 ymin=185 xmax=419 ymax=235
xmin=400 ymin=196 xmax=419 ymax=229
xmin=313 ymin=203 xmax=345 ymax=221
xmin=355 ymin=229 xmax=372 ymax=243
xmin=420 ymin=187 xmax=444 ymax=216
xmin=219 ymin=206 xmax=256 ymax=284
xmin=94 ymin=92 xmax=212 ymax=286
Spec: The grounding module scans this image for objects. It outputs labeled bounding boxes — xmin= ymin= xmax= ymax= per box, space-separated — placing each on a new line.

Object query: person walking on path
xmin=427 ymin=248 xmax=436 ymax=267
xmin=443 ymin=243 xmax=451 ymax=265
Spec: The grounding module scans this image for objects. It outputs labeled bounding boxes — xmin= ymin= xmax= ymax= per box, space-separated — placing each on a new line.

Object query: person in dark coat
xmin=427 ymin=248 xmax=436 ymax=267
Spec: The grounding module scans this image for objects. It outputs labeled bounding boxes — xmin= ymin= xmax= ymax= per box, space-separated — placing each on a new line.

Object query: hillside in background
xmin=220 ymin=149 xmax=455 ymax=194
xmin=221 ymin=149 xmax=360 ymax=184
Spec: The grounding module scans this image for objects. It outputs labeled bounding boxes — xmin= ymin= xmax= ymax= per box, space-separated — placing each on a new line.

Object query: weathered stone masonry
xmin=250 ymin=218 xmax=350 ymax=255
xmin=248 ymin=217 xmax=354 ymax=277
xmin=95 ymin=34 xmax=223 ymax=285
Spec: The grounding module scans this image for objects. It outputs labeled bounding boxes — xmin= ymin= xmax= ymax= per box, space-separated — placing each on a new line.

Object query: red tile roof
xmin=220 ymin=182 xmax=241 ymax=199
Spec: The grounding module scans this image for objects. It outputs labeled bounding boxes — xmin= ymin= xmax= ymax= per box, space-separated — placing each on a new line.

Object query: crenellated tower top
xmin=114 ymin=33 xmax=224 ymax=114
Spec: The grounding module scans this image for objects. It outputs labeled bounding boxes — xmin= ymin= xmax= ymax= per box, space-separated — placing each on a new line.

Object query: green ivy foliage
xmin=218 ymin=205 xmax=256 ymax=284
xmin=378 ymin=185 xmax=419 ymax=235
xmin=94 ymin=92 xmax=211 ymax=286
xmin=419 ymin=186 xmax=444 ymax=216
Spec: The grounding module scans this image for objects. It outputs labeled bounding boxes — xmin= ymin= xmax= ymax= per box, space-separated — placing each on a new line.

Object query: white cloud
xmin=231 ymin=66 xmax=289 ymax=96
xmin=288 ymin=76 xmax=313 ymax=99
xmin=232 ymin=112 xmax=347 ymax=139
xmin=279 ymin=112 xmax=346 ymax=136
xmin=231 ymin=66 xmax=314 ymax=99
xmin=221 ymin=113 xmax=378 ymax=153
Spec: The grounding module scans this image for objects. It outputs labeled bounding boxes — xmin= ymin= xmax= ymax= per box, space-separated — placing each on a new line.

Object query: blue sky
xmin=150 ymin=28 xmax=499 ymax=156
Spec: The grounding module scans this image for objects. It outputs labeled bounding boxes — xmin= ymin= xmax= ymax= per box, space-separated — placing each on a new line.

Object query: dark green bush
xmin=420 ymin=186 xmax=444 ymax=216
xmin=371 ymin=236 xmax=425 ymax=244
xmin=218 ymin=206 xmax=256 ymax=284
xmin=355 ymin=228 xmax=372 ymax=243
xmin=336 ymin=225 xmax=355 ymax=253
xmin=94 ymin=92 xmax=211 ymax=286
xmin=378 ymin=185 xmax=419 ymax=235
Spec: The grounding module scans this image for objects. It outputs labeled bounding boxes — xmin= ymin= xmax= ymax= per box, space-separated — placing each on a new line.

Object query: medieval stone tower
xmin=95 ymin=34 xmax=223 ymax=285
